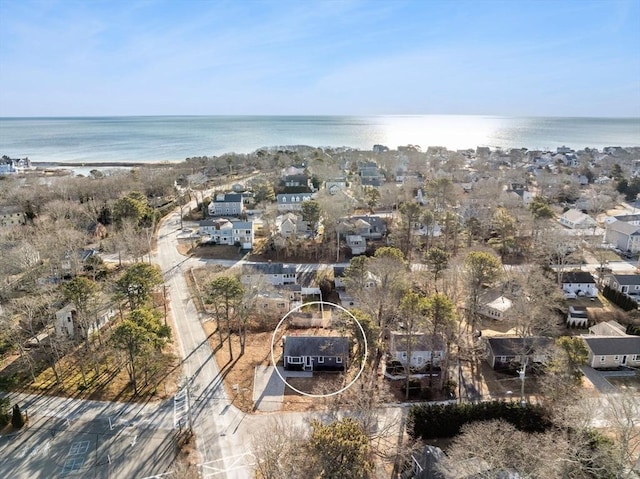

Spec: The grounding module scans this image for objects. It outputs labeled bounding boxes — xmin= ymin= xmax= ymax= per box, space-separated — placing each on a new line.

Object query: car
xmin=182 ymin=228 xmax=192 ymax=233
xmin=564 ymin=291 xmax=577 ymax=299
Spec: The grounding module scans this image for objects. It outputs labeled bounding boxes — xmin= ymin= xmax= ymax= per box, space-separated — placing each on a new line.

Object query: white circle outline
xmin=269 ymin=300 xmax=368 ymax=398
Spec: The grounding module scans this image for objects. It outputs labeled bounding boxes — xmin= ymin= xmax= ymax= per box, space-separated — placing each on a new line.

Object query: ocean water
xmin=0 ymin=116 xmax=638 ymax=164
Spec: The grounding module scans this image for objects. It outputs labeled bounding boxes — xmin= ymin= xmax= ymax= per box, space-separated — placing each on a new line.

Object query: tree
xmin=399 ymin=291 xmax=428 ymax=399
xmin=251 ymin=419 xmax=308 ymax=479
xmin=489 ymin=207 xmax=516 ymax=260
xmin=251 ymin=179 xmax=276 ymax=204
xmin=11 ymin=404 xmax=25 ymax=429
xmin=115 ymin=262 xmax=163 ymax=310
xmin=63 ymin=276 xmax=98 ymax=345
xmin=424 ymin=293 xmax=456 ymax=386
xmin=464 ymin=251 xmax=502 ymax=328
xmin=424 ymin=247 xmax=450 ymax=290
xmin=397 ymin=202 xmax=422 ymax=258
xmin=110 ymin=308 xmax=170 ymax=395
xmin=113 ymin=191 xmax=151 ymax=226
xmin=307 ymin=418 xmax=373 ymax=479
xmin=207 ymin=276 xmax=245 ymax=359
xmin=363 ymin=187 xmax=380 ymax=211
xmin=301 ymin=200 xmax=322 ymax=235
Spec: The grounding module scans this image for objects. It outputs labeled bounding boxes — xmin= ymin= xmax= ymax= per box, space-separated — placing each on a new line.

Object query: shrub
xmin=11 ymin=404 xmax=24 ymax=429
xmin=0 ymin=397 xmax=10 ymax=427
xmin=407 ymin=401 xmax=552 ymax=439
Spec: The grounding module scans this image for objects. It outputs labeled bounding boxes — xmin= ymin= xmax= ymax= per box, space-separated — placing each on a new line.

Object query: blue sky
xmin=0 ymin=0 xmax=639 ymax=117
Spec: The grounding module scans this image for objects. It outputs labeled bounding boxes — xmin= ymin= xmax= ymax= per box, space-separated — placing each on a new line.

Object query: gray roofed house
xmin=582 ymin=335 xmax=640 ymax=369
xmin=240 ymin=262 xmax=297 ymax=286
xmin=283 ymin=336 xmax=349 ymax=371
xmin=208 ymin=193 xmax=245 ymax=217
xmin=486 ymin=337 xmax=553 ymax=370
xmin=603 ymin=274 xmax=640 ymax=295
xmin=604 ymin=221 xmax=640 ymax=253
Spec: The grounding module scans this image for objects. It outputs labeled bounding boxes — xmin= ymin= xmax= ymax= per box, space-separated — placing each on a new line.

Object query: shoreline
xmin=31 ymin=160 xmax=179 ymax=168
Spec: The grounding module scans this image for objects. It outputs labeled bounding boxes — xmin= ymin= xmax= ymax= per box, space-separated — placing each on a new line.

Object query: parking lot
xmin=0 ymin=415 xmax=177 ymax=478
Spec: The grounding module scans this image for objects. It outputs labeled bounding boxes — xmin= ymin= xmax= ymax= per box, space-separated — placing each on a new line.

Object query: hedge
xmin=407 ymin=401 xmax=552 ymax=439
xmin=602 ymin=285 xmax=638 ymax=312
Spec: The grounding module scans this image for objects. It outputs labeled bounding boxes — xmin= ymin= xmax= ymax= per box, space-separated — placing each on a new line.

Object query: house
xmin=558 ymin=209 xmax=596 ymax=229
xmin=582 ymin=336 xmax=640 ymax=369
xmin=485 ymin=337 xmax=552 ymax=370
xmin=276 ymin=193 xmax=312 ymax=212
xmin=341 ymin=215 xmax=387 ymax=239
xmin=55 ymin=303 xmax=116 ymax=340
xmin=275 ymin=212 xmax=308 ymax=239
xmin=0 ymin=206 xmax=25 ymax=227
xmin=346 ymin=235 xmax=366 ymax=255
xmin=208 ymin=193 xmax=244 ymax=217
xmin=561 ymin=271 xmax=598 ymax=298
xmin=240 ymin=263 xmax=297 ymax=286
xmin=199 ymin=219 xmax=254 ymax=249
xmin=333 ymin=266 xmax=346 ymax=289
xmin=479 ymin=295 xmax=513 ymax=321
xmin=604 ymin=221 xmax=640 ymax=253
xmin=603 ymin=274 xmax=640 ymax=296
xmin=358 ymin=161 xmax=383 ymax=187
xmin=282 ymin=336 xmax=349 ymax=371
xmin=281 ymin=174 xmax=311 ymax=190
xmin=589 ymin=320 xmax=627 ymax=336
xmin=389 ymin=332 xmax=445 ymax=371
xmin=566 ymin=306 xmax=589 ymax=328
xmin=325 ymin=178 xmax=347 ymax=195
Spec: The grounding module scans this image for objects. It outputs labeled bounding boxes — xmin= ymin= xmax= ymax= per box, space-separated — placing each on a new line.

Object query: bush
xmin=407 ymin=401 xmax=552 ymax=439
xmin=11 ymin=404 xmax=24 ymax=429
xmin=0 ymin=397 xmax=10 ymax=427
xmin=603 ymin=285 xmax=638 ymax=311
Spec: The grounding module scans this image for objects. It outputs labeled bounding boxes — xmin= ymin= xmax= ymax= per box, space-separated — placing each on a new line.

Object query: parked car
xmin=564 ymin=291 xmax=577 ymax=299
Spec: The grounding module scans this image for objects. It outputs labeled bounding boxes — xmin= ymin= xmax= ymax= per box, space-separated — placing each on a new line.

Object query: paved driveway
xmin=253 ymin=366 xmax=312 ymax=412
xmin=580 ymin=365 xmax=615 ymax=393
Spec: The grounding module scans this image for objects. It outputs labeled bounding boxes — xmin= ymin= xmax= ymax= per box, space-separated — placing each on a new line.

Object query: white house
xmin=558 ymin=209 xmax=596 ymax=229
xmin=346 ymin=234 xmax=366 ymax=255
xmin=199 ymin=219 xmax=254 ymax=249
xmin=275 ymin=212 xmax=308 ymax=239
xmin=55 ymin=303 xmax=116 ymax=340
xmin=276 ymin=193 xmax=312 ymax=212
xmin=479 ymin=295 xmax=513 ymax=321
xmin=240 ymin=263 xmax=297 ymax=286
xmin=561 ymin=271 xmax=598 ymax=298
xmin=208 ymin=193 xmax=244 ymax=217
xmin=389 ymin=332 xmax=445 ymax=371
xmin=0 ymin=206 xmax=25 ymax=228
xmin=325 ymin=178 xmax=347 ymax=195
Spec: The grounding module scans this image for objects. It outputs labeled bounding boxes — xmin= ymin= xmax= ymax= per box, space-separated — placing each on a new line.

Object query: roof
xmin=607 ymin=220 xmax=640 ymax=236
xmin=561 ymin=209 xmax=594 ymax=224
xmin=487 ymin=337 xmax=553 ymax=357
xmin=485 ymin=296 xmax=513 ymax=312
xmin=214 ymin=193 xmax=242 ymax=203
xmin=283 ymin=336 xmax=349 ymax=357
xmin=608 ymin=274 xmax=640 ymax=286
xmin=582 ymin=336 xmax=640 ymax=356
xmin=391 ymin=332 xmax=445 ymax=353
xmin=241 ymin=263 xmax=297 ymax=275
xmin=589 ymin=320 xmax=627 ymax=336
xmin=561 ymin=271 xmax=596 ymax=284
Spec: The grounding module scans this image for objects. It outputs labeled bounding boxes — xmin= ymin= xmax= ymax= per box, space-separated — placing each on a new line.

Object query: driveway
xmin=253 ymin=366 xmax=312 ymax=412
xmin=580 ymin=365 xmax=615 ymax=393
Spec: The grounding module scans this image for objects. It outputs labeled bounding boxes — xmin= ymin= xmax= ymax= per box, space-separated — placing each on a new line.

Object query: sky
xmin=0 ymin=0 xmax=639 ymax=117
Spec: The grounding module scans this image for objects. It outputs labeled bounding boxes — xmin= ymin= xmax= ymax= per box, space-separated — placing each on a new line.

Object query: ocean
xmin=0 ymin=116 xmax=638 ymax=165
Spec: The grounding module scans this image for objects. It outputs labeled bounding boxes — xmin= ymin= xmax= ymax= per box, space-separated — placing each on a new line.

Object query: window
xmin=317 ymin=357 xmax=324 ymax=363
xmin=632 ymin=355 xmax=639 ymax=361
xmin=288 ymin=357 xmax=302 ymax=364
xmin=336 ymin=357 xmax=343 ymax=364
xmin=614 ymin=355 xmax=620 ymax=362
xmin=600 ymin=356 xmax=606 ymax=363
xmin=498 ymin=356 xmax=506 ymax=362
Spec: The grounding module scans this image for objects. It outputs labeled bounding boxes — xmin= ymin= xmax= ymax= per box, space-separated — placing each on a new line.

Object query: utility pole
xmin=519 ymin=358 xmax=528 ymax=407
